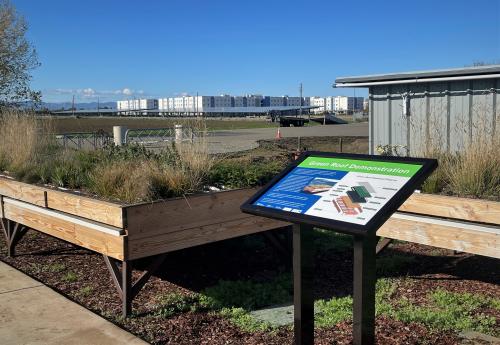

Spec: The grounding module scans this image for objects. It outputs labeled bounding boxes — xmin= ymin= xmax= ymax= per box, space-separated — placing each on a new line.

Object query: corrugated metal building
xmin=335 ymin=65 xmax=500 ymax=154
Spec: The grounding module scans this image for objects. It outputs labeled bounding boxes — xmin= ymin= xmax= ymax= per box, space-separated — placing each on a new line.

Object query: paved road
xmin=0 ymin=261 xmax=147 ymax=345
xmin=206 ymin=122 xmax=368 ymax=153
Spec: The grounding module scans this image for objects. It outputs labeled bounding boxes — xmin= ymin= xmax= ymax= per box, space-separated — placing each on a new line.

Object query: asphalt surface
xmin=206 ymin=122 xmax=368 ymax=153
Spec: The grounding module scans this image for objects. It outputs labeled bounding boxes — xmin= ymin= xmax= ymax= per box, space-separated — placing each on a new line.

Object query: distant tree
xmin=0 ymin=0 xmax=40 ymax=107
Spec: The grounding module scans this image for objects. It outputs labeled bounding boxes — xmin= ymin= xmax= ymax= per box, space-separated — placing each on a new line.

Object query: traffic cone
xmin=275 ymin=128 xmax=282 ymax=140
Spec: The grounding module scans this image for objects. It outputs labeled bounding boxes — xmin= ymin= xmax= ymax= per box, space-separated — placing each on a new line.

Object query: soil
xmin=1 ymin=227 xmax=498 ymax=344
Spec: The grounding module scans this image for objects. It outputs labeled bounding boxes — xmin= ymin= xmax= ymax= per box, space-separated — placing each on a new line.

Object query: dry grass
xmin=418 ymin=112 xmax=500 ymax=200
xmin=86 ymin=122 xmax=215 ymax=203
xmin=0 ymin=110 xmax=54 ymax=171
xmin=87 ymin=139 xmax=214 ymax=203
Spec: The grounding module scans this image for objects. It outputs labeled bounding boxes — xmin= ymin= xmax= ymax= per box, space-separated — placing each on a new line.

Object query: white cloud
xmin=43 ymin=87 xmax=152 ymax=102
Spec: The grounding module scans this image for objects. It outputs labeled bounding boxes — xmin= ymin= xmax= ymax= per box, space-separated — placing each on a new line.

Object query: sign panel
xmin=242 ymin=152 xmax=437 ymax=235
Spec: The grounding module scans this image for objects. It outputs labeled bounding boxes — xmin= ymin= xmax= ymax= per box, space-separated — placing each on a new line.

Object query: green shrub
xmin=315 ymin=296 xmax=353 ymax=327
xmin=209 ymin=159 xmax=285 ymax=189
xmin=220 ymin=307 xmax=274 ymax=332
xmin=154 ymin=293 xmax=201 ymax=318
xmin=200 ymin=274 xmax=292 ymax=310
xmin=62 ymin=271 xmax=78 ymax=283
xmin=392 ymin=289 xmax=498 ymax=335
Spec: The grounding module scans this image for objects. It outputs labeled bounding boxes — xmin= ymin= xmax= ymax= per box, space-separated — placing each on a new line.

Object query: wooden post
xmin=122 ymin=260 xmax=132 ymax=318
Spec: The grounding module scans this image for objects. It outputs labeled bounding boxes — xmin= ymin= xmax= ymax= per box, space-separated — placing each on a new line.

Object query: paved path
xmin=206 ymin=122 xmax=368 ymax=153
xmin=0 ymin=261 xmax=147 ymax=345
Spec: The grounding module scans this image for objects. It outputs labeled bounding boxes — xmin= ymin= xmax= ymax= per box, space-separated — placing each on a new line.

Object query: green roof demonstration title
xmin=299 ymin=157 xmax=422 ymax=178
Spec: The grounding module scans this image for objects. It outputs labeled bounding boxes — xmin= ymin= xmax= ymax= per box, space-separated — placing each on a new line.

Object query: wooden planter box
xmin=377 ymin=193 xmax=500 ymax=259
xmin=2 ymin=176 xmax=498 ymax=316
xmin=0 ymin=177 xmax=287 ymax=261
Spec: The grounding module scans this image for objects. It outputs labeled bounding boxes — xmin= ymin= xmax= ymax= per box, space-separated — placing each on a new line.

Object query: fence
xmin=56 ymin=125 xmax=198 ymax=150
xmin=124 ymin=126 xmax=197 ymax=147
xmin=55 ymin=131 xmax=111 ymax=150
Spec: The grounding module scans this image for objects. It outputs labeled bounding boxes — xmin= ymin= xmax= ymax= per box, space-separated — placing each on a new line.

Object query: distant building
xmin=334 ymin=96 xmax=364 ymax=113
xmin=118 ymin=94 xmax=313 ymax=115
xmin=246 ymin=94 xmax=263 ymax=107
xmin=286 ymin=96 xmax=302 ymax=107
xmin=213 ymin=94 xmax=232 ymax=108
xmin=117 ymin=99 xmax=158 ymax=111
xmin=310 ymin=97 xmax=326 ymax=113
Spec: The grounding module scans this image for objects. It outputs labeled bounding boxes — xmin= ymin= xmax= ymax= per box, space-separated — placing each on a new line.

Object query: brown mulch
xmin=1 ymin=229 xmax=498 ymax=345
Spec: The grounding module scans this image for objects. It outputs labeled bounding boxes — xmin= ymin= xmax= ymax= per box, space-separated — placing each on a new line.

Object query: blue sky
xmin=13 ymin=0 xmax=500 ymax=102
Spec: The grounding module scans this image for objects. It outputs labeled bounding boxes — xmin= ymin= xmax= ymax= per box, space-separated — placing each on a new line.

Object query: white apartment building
xmin=307 ymin=96 xmax=365 ymax=114
xmin=159 ymin=96 xmax=212 ymax=112
xmin=310 ymin=96 xmax=326 ymax=113
xmin=335 ymin=96 xmax=364 ymax=112
xmin=325 ymin=97 xmax=337 ymax=112
xmin=117 ymin=99 xmax=158 ymax=111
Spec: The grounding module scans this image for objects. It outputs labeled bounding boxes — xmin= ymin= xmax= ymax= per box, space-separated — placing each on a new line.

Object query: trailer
xmin=279 ymin=116 xmax=309 ymax=127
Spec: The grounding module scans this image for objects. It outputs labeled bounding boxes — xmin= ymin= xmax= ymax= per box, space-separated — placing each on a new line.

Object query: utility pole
xmin=299 ymin=82 xmax=303 ymax=119
xmin=72 ymin=95 xmax=75 ymax=117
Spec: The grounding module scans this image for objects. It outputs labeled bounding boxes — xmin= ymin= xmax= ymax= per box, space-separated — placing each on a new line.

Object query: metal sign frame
xmin=241 ymin=151 xmax=438 ymax=236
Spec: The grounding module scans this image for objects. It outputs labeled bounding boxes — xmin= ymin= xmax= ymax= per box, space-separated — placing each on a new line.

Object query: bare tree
xmin=0 ymin=0 xmax=40 ymax=107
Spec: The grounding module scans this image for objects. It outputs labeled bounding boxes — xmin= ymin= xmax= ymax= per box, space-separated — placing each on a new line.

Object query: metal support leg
xmin=353 ymin=234 xmax=377 ymax=345
xmin=293 ymin=224 xmax=314 ymax=345
xmin=103 ymin=253 xmax=167 ymax=318
xmin=1 ymin=219 xmax=28 ymax=257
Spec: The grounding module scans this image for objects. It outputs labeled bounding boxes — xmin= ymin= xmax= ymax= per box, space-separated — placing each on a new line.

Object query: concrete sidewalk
xmin=0 ymin=261 xmax=148 ymax=345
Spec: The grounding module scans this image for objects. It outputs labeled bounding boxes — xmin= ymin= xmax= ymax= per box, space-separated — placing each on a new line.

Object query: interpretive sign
xmin=241 ymin=152 xmax=437 ymax=235
xmin=242 ymin=152 xmax=437 ymax=345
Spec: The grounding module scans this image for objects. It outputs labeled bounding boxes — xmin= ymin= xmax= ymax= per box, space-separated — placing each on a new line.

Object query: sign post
xmin=241 ymin=152 xmax=437 ymax=345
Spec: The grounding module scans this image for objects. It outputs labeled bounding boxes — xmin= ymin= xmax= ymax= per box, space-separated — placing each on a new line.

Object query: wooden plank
xmin=3 ymin=199 xmax=126 ymax=260
xmin=377 ymin=215 xmax=500 ymax=259
xmin=46 ymin=189 xmax=124 ymax=228
xmin=399 ymin=193 xmax=500 ymax=225
xmin=0 ymin=178 xmax=47 ymax=207
xmin=125 ymin=189 xmax=261 ymax=240
xmin=128 ymin=216 xmax=288 ymax=260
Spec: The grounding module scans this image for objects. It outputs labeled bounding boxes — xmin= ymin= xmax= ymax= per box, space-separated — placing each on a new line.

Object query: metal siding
xmin=372 ymin=86 xmax=390 ymax=150
xmin=389 ymin=84 xmax=407 ymax=147
xmin=471 ymin=79 xmax=495 ymax=140
xmin=370 ymin=77 xmax=499 ymax=155
xmin=449 ymin=81 xmax=470 ymax=151
xmin=408 ymin=83 xmax=428 ymax=155
xmin=426 ymin=82 xmax=449 ymax=150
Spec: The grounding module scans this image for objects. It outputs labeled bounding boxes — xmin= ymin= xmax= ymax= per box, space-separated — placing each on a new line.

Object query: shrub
xmin=209 ymin=158 xmax=285 ymax=189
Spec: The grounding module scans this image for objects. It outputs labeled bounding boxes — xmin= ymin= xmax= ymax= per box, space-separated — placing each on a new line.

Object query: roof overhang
xmin=334 ymin=65 xmax=500 ymax=88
